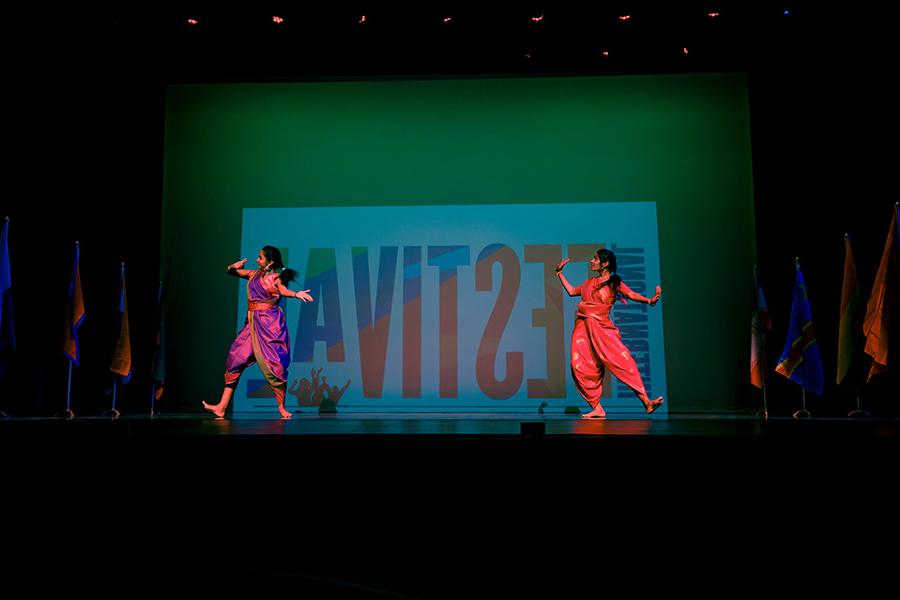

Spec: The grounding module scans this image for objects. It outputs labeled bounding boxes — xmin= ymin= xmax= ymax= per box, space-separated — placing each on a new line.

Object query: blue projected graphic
xmin=232 ymin=202 xmax=666 ymax=416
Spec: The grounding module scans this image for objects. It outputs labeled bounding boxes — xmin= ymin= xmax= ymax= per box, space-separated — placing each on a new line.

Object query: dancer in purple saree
xmin=203 ymin=246 xmax=313 ymax=419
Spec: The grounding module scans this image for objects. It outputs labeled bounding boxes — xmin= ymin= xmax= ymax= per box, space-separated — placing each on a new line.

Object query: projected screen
xmin=161 ymin=74 xmax=755 ymax=414
xmin=234 ymin=203 xmax=665 ymax=414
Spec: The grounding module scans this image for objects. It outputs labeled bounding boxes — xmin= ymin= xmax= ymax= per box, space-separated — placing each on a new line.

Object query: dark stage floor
xmin=4 ymin=410 xmax=897 ymax=482
xmin=4 ymin=412 xmax=897 ymax=596
xmin=3 ymin=410 xmax=898 ymax=444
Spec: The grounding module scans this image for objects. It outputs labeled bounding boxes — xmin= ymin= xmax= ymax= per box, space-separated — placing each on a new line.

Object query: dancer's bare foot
xmin=202 ymin=401 xmax=226 ymax=419
xmin=279 ymin=408 xmax=293 ymax=420
xmin=644 ymin=396 xmax=664 ymax=414
xmin=582 ymin=407 xmax=607 ymax=419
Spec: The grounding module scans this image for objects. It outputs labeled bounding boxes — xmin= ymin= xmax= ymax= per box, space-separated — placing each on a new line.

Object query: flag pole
xmin=793 ymin=385 xmax=811 ymax=419
xmin=792 ymin=257 xmax=812 ymax=419
xmin=103 ymin=261 xmax=126 ymax=419
xmin=755 ymin=337 xmax=770 ymax=419
xmin=0 ymin=217 xmax=11 ymax=418
xmin=760 ymin=303 xmax=769 ymax=419
xmin=150 ymin=280 xmax=162 ymax=417
xmin=848 ymin=391 xmax=868 ymax=417
xmin=839 ymin=233 xmax=869 ymax=418
xmin=60 ymin=240 xmax=82 ymax=420
xmin=104 ymin=377 xmax=120 ymax=419
xmin=778 ymin=256 xmax=823 ymax=418
xmin=753 ymin=265 xmax=769 ymax=418
xmin=65 ymin=360 xmax=75 ymax=420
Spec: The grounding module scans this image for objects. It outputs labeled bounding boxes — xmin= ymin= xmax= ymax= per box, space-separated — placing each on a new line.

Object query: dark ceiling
xmin=43 ymin=2 xmax=851 ymax=82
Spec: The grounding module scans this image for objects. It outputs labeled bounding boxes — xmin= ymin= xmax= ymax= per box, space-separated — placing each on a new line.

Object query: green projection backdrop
xmin=161 ymin=74 xmax=755 ymax=413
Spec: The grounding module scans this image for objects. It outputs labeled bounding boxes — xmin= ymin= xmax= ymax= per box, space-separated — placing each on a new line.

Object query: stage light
xmin=683 ymin=47 xmax=689 ymax=55
xmin=187 ymin=18 xmax=199 ymax=26
xmin=618 ymin=15 xmax=631 ymax=22
xmin=708 ymin=12 xmax=720 ymax=18
xmin=358 ymin=15 xmax=366 ymax=24
xmin=272 ymin=16 xmax=284 ymax=25
xmin=443 ymin=16 xmax=454 ymax=24
xmin=601 ymin=50 xmax=609 ymax=57
xmin=531 ymin=14 xmax=544 ymax=23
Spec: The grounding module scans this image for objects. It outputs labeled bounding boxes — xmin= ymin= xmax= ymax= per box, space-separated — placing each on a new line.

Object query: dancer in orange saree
xmin=556 ymin=248 xmax=663 ymax=418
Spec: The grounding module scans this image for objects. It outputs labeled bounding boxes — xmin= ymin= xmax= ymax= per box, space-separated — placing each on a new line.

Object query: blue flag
xmin=0 ymin=217 xmax=14 ymax=375
xmin=775 ymin=261 xmax=824 ymax=395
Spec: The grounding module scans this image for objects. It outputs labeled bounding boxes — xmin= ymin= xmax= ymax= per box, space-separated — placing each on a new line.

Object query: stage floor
xmin=5 ymin=411 xmax=897 ymax=596
xmin=3 ymin=410 xmax=899 ymax=438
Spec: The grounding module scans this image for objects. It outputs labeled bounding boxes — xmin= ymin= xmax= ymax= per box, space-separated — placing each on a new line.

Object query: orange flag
xmin=110 ymin=262 xmax=132 ymax=383
xmin=862 ymin=204 xmax=899 ymax=381
xmin=837 ymin=236 xmax=862 ymax=384
xmin=62 ymin=243 xmax=85 ymax=365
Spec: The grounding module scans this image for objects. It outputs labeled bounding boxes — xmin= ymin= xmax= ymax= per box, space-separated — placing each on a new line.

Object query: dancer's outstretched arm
xmin=275 ymin=280 xmax=314 ymax=302
xmin=555 ymin=258 xmax=580 ymax=296
xmin=226 ymin=258 xmax=253 ymax=279
xmin=620 ymin=282 xmax=661 ymax=306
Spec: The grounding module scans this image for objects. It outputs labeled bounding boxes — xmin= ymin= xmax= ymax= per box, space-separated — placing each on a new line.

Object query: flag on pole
xmin=862 ymin=204 xmax=899 ymax=381
xmin=62 ymin=243 xmax=85 ymax=365
xmin=775 ymin=260 xmax=824 ymax=395
xmin=0 ymin=217 xmax=14 ymax=376
xmin=110 ymin=262 xmax=132 ymax=383
xmin=837 ymin=235 xmax=863 ymax=384
xmin=750 ymin=266 xmax=772 ymax=388
xmin=152 ymin=281 xmax=165 ymax=400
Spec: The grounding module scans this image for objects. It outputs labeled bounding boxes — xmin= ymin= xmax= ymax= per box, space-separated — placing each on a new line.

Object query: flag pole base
xmin=102 ymin=408 xmax=121 ymax=419
xmin=792 ymin=409 xmax=811 ymax=419
xmin=848 ymin=409 xmax=870 ymax=417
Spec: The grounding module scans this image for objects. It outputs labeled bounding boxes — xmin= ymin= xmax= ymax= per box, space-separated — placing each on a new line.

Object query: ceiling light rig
xmin=155 ymin=5 xmax=803 ymax=78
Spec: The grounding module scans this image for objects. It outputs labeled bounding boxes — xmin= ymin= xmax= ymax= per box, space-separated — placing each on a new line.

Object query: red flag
xmin=152 ymin=281 xmax=165 ymax=400
xmin=862 ymin=204 xmax=899 ymax=380
xmin=750 ymin=266 xmax=771 ymax=388
xmin=62 ymin=243 xmax=85 ymax=365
